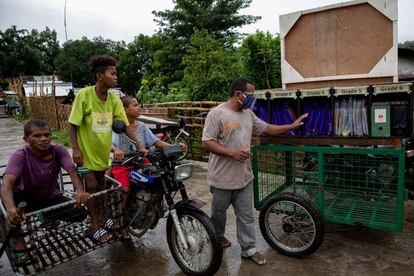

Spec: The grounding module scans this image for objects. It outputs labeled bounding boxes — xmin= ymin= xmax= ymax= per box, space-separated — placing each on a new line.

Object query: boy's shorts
xmin=111 ymin=158 xmax=151 ymax=188
xmin=112 ymin=166 xmax=132 ymax=188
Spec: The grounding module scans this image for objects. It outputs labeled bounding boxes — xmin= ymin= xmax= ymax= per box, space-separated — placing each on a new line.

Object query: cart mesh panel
xmin=253 ymin=145 xmax=405 ymax=232
xmin=0 ymin=188 xmax=124 ymax=275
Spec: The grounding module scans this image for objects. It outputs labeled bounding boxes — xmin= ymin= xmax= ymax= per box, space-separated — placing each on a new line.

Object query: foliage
xmin=137 ymin=80 xmax=188 ymax=103
xmin=0 ymin=2 xmax=281 ymax=102
xmin=0 ymin=26 xmax=60 ymax=78
xmin=54 ymin=37 xmax=125 ymax=87
xmin=399 ymin=40 xmax=414 ymax=51
xmin=140 ymin=34 xmax=186 ymax=95
xmin=13 ymin=112 xmax=31 ymax=124
xmin=240 ymin=31 xmax=281 ymax=89
xmin=52 ymin=129 xmax=71 ymax=147
xmin=153 ymin=0 xmax=260 ymax=41
xmin=180 ymin=29 xmax=242 ymax=101
xmin=137 ymin=78 xmax=165 ymax=103
xmin=147 ymin=0 xmax=259 ymax=101
xmin=118 ymin=34 xmax=162 ymax=96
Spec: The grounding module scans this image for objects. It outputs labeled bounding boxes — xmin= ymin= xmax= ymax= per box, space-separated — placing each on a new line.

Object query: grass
xmin=14 ymin=113 xmax=31 ymax=123
xmin=52 ymin=129 xmax=71 ymax=147
xmin=11 ymin=114 xmax=71 ymax=147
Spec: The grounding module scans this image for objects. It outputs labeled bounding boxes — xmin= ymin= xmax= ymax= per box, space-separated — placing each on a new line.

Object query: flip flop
xmin=103 ymin=219 xmax=114 ymax=231
xmin=14 ymin=251 xmax=31 ymax=265
xmin=220 ymin=237 xmax=231 ymax=248
xmin=242 ymin=252 xmax=267 ymax=265
xmin=85 ymin=228 xmax=112 ymax=244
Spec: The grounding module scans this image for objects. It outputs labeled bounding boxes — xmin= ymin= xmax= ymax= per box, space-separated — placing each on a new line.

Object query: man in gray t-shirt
xmin=202 ymin=77 xmax=307 ymax=265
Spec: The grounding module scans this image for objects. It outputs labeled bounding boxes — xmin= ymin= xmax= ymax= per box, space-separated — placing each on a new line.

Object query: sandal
xmin=103 ymin=219 xmax=114 ymax=231
xmin=242 ymin=252 xmax=267 ymax=265
xmin=220 ymin=237 xmax=231 ymax=248
xmin=14 ymin=251 xmax=30 ymax=265
xmin=85 ymin=228 xmax=112 ymax=244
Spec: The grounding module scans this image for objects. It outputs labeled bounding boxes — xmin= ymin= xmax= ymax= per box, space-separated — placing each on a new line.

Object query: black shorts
xmin=13 ymin=189 xmax=87 ymax=223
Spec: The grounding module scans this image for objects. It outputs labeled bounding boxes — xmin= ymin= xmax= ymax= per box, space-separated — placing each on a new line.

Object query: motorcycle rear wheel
xmin=166 ymin=208 xmax=222 ymax=275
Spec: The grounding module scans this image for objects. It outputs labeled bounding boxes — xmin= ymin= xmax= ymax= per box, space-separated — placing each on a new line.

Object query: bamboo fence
xmin=29 ymin=96 xmax=59 ymax=129
xmin=143 ymin=101 xmax=223 ymax=161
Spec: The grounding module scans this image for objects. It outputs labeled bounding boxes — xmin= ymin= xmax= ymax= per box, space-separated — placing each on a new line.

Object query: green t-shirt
xmin=68 ymin=86 xmax=128 ymax=171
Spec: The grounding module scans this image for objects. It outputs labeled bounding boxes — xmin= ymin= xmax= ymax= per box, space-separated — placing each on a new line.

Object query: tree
xmin=399 ymin=40 xmax=414 ymax=51
xmin=54 ymin=37 xmax=125 ymax=87
xmin=149 ymin=0 xmax=259 ymax=99
xmin=0 ymin=26 xmax=60 ymax=77
xmin=240 ymin=31 xmax=281 ymax=89
xmin=153 ymin=0 xmax=260 ymax=41
xmin=117 ymin=34 xmax=160 ymax=95
xmin=180 ymin=29 xmax=242 ymax=101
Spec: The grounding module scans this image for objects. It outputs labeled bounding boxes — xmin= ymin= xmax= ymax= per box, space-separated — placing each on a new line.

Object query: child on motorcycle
xmin=110 ymin=96 xmax=180 ymax=239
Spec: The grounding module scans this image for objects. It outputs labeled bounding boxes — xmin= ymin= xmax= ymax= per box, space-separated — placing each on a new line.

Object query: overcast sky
xmin=0 ymin=0 xmax=412 ymax=44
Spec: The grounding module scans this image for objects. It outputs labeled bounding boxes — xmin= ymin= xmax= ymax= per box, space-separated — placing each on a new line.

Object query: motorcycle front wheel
xmin=166 ymin=208 xmax=222 ymax=275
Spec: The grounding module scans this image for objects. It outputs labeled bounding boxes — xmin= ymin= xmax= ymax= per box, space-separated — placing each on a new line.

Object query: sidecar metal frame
xmin=0 ymin=175 xmax=124 ymax=275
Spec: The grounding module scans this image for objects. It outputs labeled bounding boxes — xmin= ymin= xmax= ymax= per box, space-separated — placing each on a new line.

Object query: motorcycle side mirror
xmin=179 ymin=117 xmax=186 ymax=129
xmin=112 ymin=120 xmax=127 ymax=134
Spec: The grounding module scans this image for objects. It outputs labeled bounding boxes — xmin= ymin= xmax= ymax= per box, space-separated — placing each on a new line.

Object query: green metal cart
xmin=253 ymin=140 xmax=408 ymax=257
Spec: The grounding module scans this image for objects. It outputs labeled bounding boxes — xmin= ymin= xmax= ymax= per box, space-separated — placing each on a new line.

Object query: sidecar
xmin=0 ymin=174 xmax=124 ymax=275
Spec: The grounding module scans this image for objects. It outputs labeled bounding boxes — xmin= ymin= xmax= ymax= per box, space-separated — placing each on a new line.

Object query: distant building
xmin=21 ymin=75 xmax=73 ymax=97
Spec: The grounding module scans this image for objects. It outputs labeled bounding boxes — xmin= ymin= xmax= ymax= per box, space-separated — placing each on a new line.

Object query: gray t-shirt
xmin=202 ymin=103 xmax=268 ymax=190
xmin=112 ymin=121 xmax=159 ymax=154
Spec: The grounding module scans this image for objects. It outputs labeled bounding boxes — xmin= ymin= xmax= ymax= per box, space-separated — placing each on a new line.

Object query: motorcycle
xmin=112 ymin=120 xmax=223 ymax=275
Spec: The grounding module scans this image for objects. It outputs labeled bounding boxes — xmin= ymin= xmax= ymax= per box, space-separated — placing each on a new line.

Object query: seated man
xmin=0 ymin=119 xmax=89 ymax=262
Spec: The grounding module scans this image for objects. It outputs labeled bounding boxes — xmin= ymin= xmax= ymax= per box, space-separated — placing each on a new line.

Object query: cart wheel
xmin=259 ymin=192 xmax=324 ymax=258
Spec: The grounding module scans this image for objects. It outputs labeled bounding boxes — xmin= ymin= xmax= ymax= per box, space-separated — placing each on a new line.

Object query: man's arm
xmin=68 ymin=123 xmax=84 ymax=165
xmin=202 ymin=140 xmax=250 ymax=162
xmin=66 ymin=167 xmax=89 ymax=205
xmin=0 ymin=174 xmax=25 ymax=227
xmin=264 ymin=113 xmax=308 ymax=136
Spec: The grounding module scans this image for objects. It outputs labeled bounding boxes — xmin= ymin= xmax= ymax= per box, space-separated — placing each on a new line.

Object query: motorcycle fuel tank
xmin=130 ymin=170 xmax=156 ymax=184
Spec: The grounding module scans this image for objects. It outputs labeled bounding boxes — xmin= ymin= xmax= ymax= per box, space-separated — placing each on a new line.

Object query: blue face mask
xmin=239 ymin=92 xmax=255 ymax=109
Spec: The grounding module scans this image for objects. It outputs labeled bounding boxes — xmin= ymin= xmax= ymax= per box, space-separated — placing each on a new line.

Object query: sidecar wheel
xmin=259 ymin=193 xmax=324 ymax=258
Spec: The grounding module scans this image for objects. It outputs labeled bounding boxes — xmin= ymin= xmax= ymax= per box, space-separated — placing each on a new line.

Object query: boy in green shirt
xmin=68 ymin=55 xmax=144 ymax=243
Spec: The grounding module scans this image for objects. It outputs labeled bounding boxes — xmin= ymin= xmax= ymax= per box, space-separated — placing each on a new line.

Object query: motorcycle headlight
xmin=174 ymin=163 xmax=192 ymax=181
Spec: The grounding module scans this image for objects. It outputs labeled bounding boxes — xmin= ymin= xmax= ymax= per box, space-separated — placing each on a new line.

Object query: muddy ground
xmin=1 ymin=117 xmax=414 ymax=275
